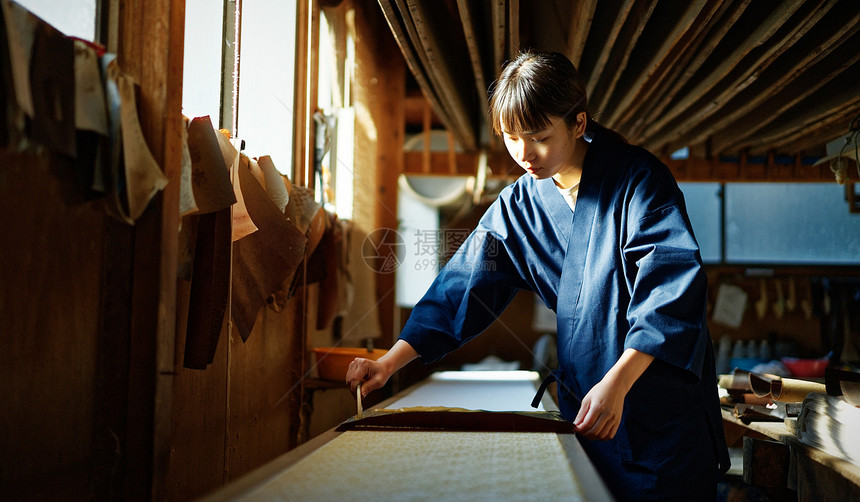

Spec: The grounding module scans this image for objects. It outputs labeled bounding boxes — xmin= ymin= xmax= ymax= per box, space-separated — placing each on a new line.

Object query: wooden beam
xmin=663 ymin=156 xmax=837 ymax=182
xmin=220 ymin=0 xmax=238 ymax=131
xmin=640 ymin=1 xmax=822 ymax=148
xmin=491 ymin=0 xmax=506 ymax=75
xmin=707 ymin=14 xmax=860 ymax=155
xmin=756 ymin=101 xmax=860 ymax=157
xmin=588 ymin=0 xmax=658 ymax=120
xmin=629 ymin=0 xmax=751 ymax=139
xmin=293 ymin=0 xmax=310 ymax=186
xmin=404 ymin=150 xmax=520 ymax=177
xmin=381 ymin=0 xmax=475 ymax=150
xmin=638 ymin=2 xmax=803 ymax=144
xmin=584 ymin=0 xmax=636 ymax=99
xmin=377 ymin=0 xmax=455 ymax=135
xmin=456 ymin=0 xmax=489 ymax=121
xmin=402 ymin=0 xmax=476 ymax=149
xmin=308 ymin=0 xmax=321 ymax=189
xmin=115 ymin=0 xmax=185 ymax=498
xmin=566 ymin=0 xmax=598 ymax=68
xmin=603 ymin=0 xmax=710 ymax=126
xmin=622 ymin=0 xmax=731 ymax=139
xmin=507 ymin=0 xmax=519 ymax=57
xmin=423 ymin=99 xmax=431 ymax=173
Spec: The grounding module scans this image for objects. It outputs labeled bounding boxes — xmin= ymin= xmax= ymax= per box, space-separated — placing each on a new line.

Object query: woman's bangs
xmin=496 ymin=82 xmax=549 ymax=135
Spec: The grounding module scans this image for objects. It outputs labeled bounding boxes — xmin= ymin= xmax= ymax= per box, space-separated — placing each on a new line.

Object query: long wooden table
xmin=203 ymin=371 xmax=613 ymax=501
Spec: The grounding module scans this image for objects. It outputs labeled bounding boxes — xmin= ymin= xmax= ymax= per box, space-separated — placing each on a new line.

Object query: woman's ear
xmin=574 ymin=111 xmax=588 ymax=138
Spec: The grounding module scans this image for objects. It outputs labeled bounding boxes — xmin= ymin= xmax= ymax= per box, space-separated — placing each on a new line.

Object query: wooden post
xmin=423 ymin=99 xmax=432 ymax=173
xmin=293 ymin=0 xmax=310 ymax=186
xmin=447 ymin=132 xmax=458 ymax=174
xmin=354 ymin=0 xmax=405 ymax=347
xmin=114 ymin=0 xmax=185 ymax=499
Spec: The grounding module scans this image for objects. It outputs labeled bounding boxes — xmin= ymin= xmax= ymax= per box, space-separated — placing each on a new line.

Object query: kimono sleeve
xmin=621 ymin=164 xmax=709 ymax=380
xmin=399 ymin=226 xmax=527 ymax=363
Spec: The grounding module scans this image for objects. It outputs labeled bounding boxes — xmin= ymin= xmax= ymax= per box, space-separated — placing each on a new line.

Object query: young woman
xmin=347 ymin=51 xmax=730 ymax=501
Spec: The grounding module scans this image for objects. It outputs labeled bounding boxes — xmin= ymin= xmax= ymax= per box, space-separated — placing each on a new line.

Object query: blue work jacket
xmin=399 ymin=128 xmax=730 ymax=501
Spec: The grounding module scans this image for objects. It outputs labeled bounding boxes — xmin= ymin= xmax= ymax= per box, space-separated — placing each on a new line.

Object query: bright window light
xmin=16 ymin=0 xmax=96 ymax=40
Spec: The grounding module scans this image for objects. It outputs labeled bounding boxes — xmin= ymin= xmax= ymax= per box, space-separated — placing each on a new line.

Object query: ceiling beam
xmin=491 ymin=0 xmax=506 ymax=78
xmin=705 ymin=20 xmax=860 ymax=156
xmin=588 ymin=0 xmax=658 ymax=121
xmin=610 ymin=0 xmax=722 ymax=134
xmin=624 ymin=0 xmax=745 ymax=140
xmin=566 ymin=0 xmax=598 ymax=68
xmin=639 ymin=1 xmax=820 ymax=149
xmin=377 ymin=0 xmax=455 ymax=135
xmin=508 ymin=0 xmax=519 ymax=57
xmin=457 ymin=0 xmax=489 ymax=122
xmin=584 ymin=0 xmax=636 ymax=99
xmin=743 ymin=84 xmax=860 ymax=155
xmin=602 ymin=0 xmax=710 ymax=127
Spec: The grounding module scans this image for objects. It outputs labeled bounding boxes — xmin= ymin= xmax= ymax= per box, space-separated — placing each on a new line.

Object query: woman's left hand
xmin=573 ymin=348 xmax=655 ymax=440
xmin=572 ymin=378 xmax=626 ymax=440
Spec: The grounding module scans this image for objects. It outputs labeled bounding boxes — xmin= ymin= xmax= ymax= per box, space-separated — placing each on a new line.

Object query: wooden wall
xmin=0 ymin=152 xmax=109 ymax=501
xmin=164 ymin=288 xmax=306 ymax=500
xmin=1 ymin=0 xmax=186 ymax=499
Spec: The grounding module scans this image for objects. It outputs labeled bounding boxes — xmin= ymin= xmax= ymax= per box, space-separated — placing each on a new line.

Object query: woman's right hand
xmin=346 ymin=339 xmax=419 ymax=398
xmin=346 ymin=357 xmax=392 ymax=398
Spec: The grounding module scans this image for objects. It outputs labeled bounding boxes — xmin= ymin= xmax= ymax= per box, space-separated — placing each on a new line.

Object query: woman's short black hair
xmin=488 ymin=51 xmax=589 ymax=136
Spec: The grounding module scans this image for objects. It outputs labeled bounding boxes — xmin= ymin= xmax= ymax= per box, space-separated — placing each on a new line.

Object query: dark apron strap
xmin=531 ymin=370 xmax=583 ymax=409
xmin=531 ymin=373 xmax=556 ymax=409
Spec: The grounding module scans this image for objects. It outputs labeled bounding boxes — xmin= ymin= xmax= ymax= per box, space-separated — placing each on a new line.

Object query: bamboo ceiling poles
xmin=377 ymin=0 xmax=860 ymax=164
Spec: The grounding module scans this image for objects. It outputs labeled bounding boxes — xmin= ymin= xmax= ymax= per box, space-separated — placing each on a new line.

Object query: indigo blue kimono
xmin=399 ymin=128 xmax=730 ymax=500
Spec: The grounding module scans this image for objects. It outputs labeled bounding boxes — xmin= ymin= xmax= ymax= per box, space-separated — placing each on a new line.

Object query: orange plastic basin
xmin=312 ymin=347 xmax=388 ymax=382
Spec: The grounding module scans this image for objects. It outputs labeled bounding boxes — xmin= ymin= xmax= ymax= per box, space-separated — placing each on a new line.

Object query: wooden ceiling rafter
xmin=507 ymin=0 xmax=519 ymax=61
xmin=403 ymin=0 xmax=477 ymax=149
xmin=622 ymin=1 xmax=748 ymax=139
xmin=614 ymin=0 xmax=724 ymax=137
xmin=660 ymin=0 xmax=839 ymax=153
xmin=701 ymin=22 xmax=860 ymax=156
xmin=776 ymin=107 xmax=860 ymax=159
xmin=588 ymin=0 xmax=659 ymax=124
xmin=715 ymin=57 xmax=860 ymax=156
xmin=584 ymin=0 xmax=637 ymax=100
xmin=381 ymin=1 xmax=859 ymax=168
xmin=600 ymin=0 xmax=711 ymax=128
xmin=566 ymin=0 xmax=598 ymax=67
xmin=456 ymin=0 xmax=489 ymax=122
xmin=380 ymin=0 xmax=476 ymax=150
xmin=377 ymin=0 xmax=450 ymax=128
xmin=628 ymin=0 xmax=752 ymax=142
xmin=637 ymin=2 xmax=804 ymax=147
xmin=491 ymin=0 xmax=506 ymax=78
xmin=641 ymin=0 xmax=830 ymax=151
xmin=744 ymin=87 xmax=860 ymax=156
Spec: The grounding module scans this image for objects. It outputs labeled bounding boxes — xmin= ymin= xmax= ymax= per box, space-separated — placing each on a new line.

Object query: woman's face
xmin=501 ymin=113 xmax=586 ymax=180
